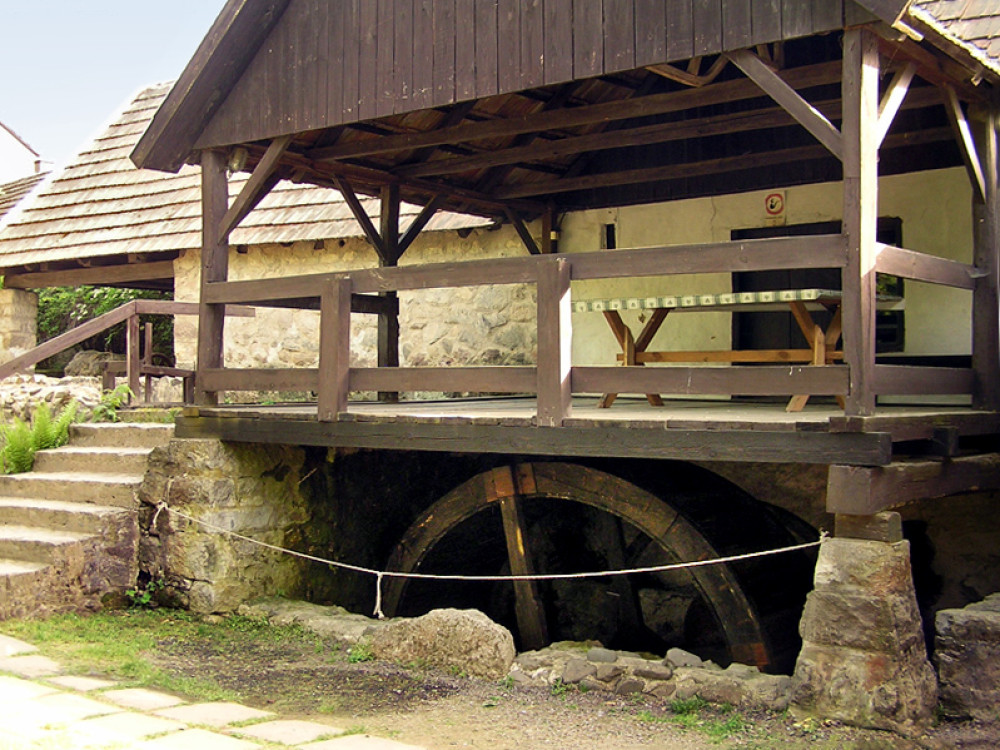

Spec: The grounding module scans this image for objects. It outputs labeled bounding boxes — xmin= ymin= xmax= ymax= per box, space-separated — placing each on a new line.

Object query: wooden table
xmin=574 ymin=289 xmax=903 ymax=412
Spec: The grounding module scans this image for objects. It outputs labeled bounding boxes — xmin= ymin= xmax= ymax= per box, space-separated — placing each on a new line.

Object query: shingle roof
xmin=0 ymin=172 xmax=48 ymax=223
xmin=910 ymin=1 xmax=1000 ymax=77
xmin=0 ymin=84 xmax=489 ymax=271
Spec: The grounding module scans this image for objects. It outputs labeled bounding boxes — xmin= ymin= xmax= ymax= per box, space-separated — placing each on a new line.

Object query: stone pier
xmin=792 ymin=512 xmax=937 ymax=735
xmin=0 ymin=288 xmax=37 ymax=364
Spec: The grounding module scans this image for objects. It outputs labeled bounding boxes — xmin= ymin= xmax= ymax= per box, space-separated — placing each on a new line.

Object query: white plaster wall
xmin=174 ymin=167 xmax=975 ymax=376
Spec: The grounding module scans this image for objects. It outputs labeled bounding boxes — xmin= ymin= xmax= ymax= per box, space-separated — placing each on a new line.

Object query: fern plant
xmin=1 ymin=418 xmax=35 ymax=474
xmin=0 ymin=400 xmax=81 ymax=474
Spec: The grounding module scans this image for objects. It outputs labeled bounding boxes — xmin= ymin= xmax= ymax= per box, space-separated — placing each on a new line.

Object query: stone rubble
xmin=0 ymin=374 xmax=102 ymax=422
xmin=935 ymin=592 xmax=1000 ymax=721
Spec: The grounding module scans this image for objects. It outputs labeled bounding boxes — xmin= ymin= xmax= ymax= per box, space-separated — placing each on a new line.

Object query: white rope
xmin=155 ymin=502 xmax=827 ymax=589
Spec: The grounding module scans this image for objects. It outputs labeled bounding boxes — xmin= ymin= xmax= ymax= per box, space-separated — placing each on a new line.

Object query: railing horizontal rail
xmin=204 ymin=235 xmax=848 ymax=305
xmin=873 ymin=365 xmax=975 ymax=395
xmin=572 ymin=365 xmax=850 ymax=397
xmin=350 ymin=367 xmax=536 ymax=394
xmin=201 ymin=368 xmax=320 ymax=392
xmin=874 ymin=244 xmax=978 ymax=289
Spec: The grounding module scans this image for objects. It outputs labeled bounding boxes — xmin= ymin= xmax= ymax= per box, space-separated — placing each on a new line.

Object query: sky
xmin=1 ymin=1 xmax=229 ymax=170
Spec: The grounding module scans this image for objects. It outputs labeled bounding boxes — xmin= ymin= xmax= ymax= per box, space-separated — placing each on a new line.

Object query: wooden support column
xmin=126 ymin=312 xmax=141 ymax=404
xmin=536 ymin=257 xmax=572 ymax=426
xmin=196 ymin=150 xmax=230 ymax=405
xmin=489 ymin=465 xmax=548 ymax=651
xmin=841 ymin=29 xmax=881 ymax=416
xmin=379 ymin=184 xmax=400 ymax=402
xmin=318 ymin=278 xmax=353 ymax=421
xmin=972 ymin=106 xmax=1000 ymax=410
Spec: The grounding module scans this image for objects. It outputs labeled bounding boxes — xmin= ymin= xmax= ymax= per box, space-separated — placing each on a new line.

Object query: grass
xmin=636 ymin=694 xmax=749 ymax=744
xmin=0 ymin=609 xmax=322 ymax=703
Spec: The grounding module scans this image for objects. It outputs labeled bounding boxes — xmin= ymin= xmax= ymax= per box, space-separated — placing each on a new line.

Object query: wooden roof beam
xmin=942 ymin=86 xmax=987 ymax=201
xmin=332 ymin=176 xmax=386 ymax=261
xmin=398 ymin=194 xmax=445 ymax=257
xmin=876 ymin=62 xmax=917 ymax=146
xmin=219 ymin=134 xmax=293 ymax=238
xmin=727 ymin=49 xmax=843 ymax=161
xmin=305 ymin=61 xmax=843 ymax=162
xmin=3 ymin=259 xmax=177 ymax=290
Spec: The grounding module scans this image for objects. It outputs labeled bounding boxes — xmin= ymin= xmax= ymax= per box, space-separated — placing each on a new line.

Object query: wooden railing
xmin=0 ymin=300 xmax=206 ymax=404
xmin=196 ymin=234 xmax=983 ymax=422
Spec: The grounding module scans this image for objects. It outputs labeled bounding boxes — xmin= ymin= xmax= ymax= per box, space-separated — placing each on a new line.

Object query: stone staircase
xmin=0 ymin=422 xmax=173 ymax=620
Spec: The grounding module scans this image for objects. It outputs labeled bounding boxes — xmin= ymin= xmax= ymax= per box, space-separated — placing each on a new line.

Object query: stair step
xmin=69 ymin=423 xmax=174 ymax=450
xmin=0 ymin=497 xmax=126 ymax=534
xmin=0 ymin=526 xmax=92 ymax=564
xmin=0 ymin=473 xmax=141 ymax=507
xmin=33 ymin=446 xmax=153 ymax=475
xmin=0 ymin=557 xmax=48 ymax=576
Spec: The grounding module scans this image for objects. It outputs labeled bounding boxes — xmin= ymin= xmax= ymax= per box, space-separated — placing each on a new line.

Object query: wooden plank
xmin=780 ymin=0 xmax=811 ymax=39
xmin=972 ymin=107 xmax=1000 ymax=410
xmin=3 ymin=260 xmax=177 ymax=289
xmin=200 ymin=368 xmax=319 ymax=392
xmin=692 ymin=0 xmax=723 ymax=57
xmin=474 ymin=0 xmax=498 ymax=97
xmin=412 ymin=0 xmax=435 ymax=109
xmin=876 ymin=62 xmax=916 ymax=147
xmin=196 ymin=150 xmax=230 ymax=406
xmin=393 ymin=0 xmax=414 ymax=113
xmin=220 ymin=135 xmax=292 ymax=237
xmin=454 ymin=0 xmax=476 ymax=100
xmin=841 ymin=28 xmax=880 ymax=417
xmin=497 ymin=0 xmax=521 ymax=93
xmin=350 ymin=367 xmax=537 ymax=393
xmin=873 ymin=366 xmax=975 ymax=395
xmin=573 ymin=364 xmax=849 ymax=396
xmin=665 ymin=0 xmax=694 ymax=61
xmin=829 ymin=411 xmax=1000 ymax=440
xmin=943 ymin=86 xmax=987 ymax=202
xmin=634 ymin=0 xmax=667 ymax=67
xmin=521 ymin=0 xmax=544 ymax=89
xmin=537 ymin=258 xmax=572 ymax=427
xmin=572 ymin=0 xmax=603 ymax=78
xmin=854 ymin=0 xmax=910 ymax=28
xmin=341 ymin=0 xmax=361 ymax=119
xmin=749 ymin=0 xmax=781 ymax=46
xmin=318 ymin=278 xmax=353 ymax=421
xmin=827 ymin=454 xmax=1000 ymax=515
xmin=835 ymin=511 xmax=903 ymax=542
xmin=358 ymin=0 xmax=379 ymax=119
xmin=810 ymin=0 xmax=842 ymax=31
xmin=603 ymin=0 xmax=635 ymax=73
xmin=634 ymin=348 xmax=833 ymax=363
xmin=874 ymin=244 xmax=977 ymax=289
xmin=722 ymin=0 xmax=752 ymax=52
xmin=375 ymin=0 xmax=396 ymax=118
xmin=311 ymin=60 xmax=841 ymax=160
xmin=727 ymin=49 xmax=843 ymax=160
xmin=432 ymin=0 xmax=456 ymax=106
xmin=178 ymin=414 xmax=894 ymax=466
xmin=544 ymin=0 xmax=574 ymax=83
xmin=505 ymin=208 xmax=541 ymax=255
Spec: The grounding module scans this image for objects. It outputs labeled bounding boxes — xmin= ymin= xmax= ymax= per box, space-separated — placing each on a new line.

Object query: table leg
xmin=598 ymin=309 xmax=669 ymax=408
xmin=787 ymin=320 xmax=826 ymax=412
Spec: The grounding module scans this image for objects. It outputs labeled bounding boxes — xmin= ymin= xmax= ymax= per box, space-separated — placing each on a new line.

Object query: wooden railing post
xmin=536 ymin=257 xmax=572 ymax=426
xmin=841 ymin=28 xmax=880 ymax=416
xmin=126 ymin=311 xmax=141 ymax=404
xmin=196 ymin=149 xmax=230 ymax=405
xmin=318 ymin=277 xmax=353 ymax=421
xmin=972 ymin=106 xmax=1000 ymax=410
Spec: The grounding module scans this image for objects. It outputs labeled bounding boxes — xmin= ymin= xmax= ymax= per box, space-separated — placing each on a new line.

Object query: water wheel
xmin=384 ymin=462 xmax=814 ymax=671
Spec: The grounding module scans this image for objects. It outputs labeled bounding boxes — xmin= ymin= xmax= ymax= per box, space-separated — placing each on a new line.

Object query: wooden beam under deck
xmin=177 ymin=409 xmax=894 ymax=466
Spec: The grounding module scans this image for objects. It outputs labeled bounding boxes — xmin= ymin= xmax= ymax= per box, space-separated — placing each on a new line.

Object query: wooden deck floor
xmin=177 ymin=397 xmax=1000 ymax=467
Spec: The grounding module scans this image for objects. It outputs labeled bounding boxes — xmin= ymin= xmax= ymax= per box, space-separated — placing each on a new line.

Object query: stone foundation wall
xmin=936 ymin=593 xmax=1000 ymax=721
xmin=0 ymin=288 xmax=37 ymax=365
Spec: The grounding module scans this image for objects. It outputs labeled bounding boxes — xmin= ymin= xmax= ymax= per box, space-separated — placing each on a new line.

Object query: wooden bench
xmin=100 ymin=322 xmax=195 ymax=404
xmin=574 ymin=288 xmax=903 ymax=412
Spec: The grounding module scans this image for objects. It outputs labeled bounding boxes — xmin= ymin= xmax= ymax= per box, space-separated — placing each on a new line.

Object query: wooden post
xmin=972 ymin=106 xmax=1000 ymax=410
xmin=378 ymin=184 xmax=400 ymax=403
xmin=126 ymin=312 xmax=140 ymax=405
xmin=841 ymin=28 xmax=880 ymax=416
xmin=318 ymin=277 xmax=353 ymax=421
xmin=196 ymin=150 xmax=230 ymax=405
xmin=536 ymin=257 xmax=572 ymax=426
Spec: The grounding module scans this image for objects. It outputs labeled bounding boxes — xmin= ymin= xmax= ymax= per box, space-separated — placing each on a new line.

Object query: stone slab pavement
xmin=0 ymin=635 xmax=427 ymax=750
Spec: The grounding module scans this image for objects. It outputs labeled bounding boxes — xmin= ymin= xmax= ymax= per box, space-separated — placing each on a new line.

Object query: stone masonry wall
xmin=0 ymin=288 xmax=37 ymax=365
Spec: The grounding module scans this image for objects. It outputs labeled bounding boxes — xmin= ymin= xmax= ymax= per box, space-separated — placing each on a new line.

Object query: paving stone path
xmin=0 ymin=633 xmax=424 ymax=750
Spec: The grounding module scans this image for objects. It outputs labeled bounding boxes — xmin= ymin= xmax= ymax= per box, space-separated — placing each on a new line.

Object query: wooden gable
xmin=192 ymin=0 xmax=847 ymax=152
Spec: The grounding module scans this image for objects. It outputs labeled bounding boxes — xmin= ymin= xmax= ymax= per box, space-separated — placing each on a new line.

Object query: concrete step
xmin=32 ymin=446 xmax=153 ymax=475
xmin=0 ymin=526 xmax=92 ymax=564
xmin=0 ymin=557 xmax=50 ymax=619
xmin=0 ymin=557 xmax=48 ymax=577
xmin=0 ymin=497 xmax=126 ymax=534
xmin=0 ymin=472 xmax=141 ymax=507
xmin=68 ymin=423 xmax=174 ymax=450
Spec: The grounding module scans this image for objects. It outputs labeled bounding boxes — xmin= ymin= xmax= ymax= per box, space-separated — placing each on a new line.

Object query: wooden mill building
xmin=122 ymin=0 xmax=1000 ymax=721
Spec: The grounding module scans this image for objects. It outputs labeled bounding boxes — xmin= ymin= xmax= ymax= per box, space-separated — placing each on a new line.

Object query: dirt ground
xmin=147 ymin=632 xmax=997 ymax=750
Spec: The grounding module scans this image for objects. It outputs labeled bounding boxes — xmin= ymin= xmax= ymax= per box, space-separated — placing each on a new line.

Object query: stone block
xmin=936 ymin=594 xmax=1000 ymax=720
xmin=561 ymin=658 xmax=596 ymax=684
xmin=153 ymin=701 xmax=274 ymax=728
xmin=799 ymin=590 xmax=923 ymax=652
xmin=812 ymin=539 xmax=916 ymax=598
xmin=586 ymin=647 xmax=617 ymax=663
xmin=235 ymin=719 xmax=342 ymax=744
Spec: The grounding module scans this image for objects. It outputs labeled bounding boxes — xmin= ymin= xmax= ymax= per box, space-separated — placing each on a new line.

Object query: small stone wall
xmin=137 ymin=439 xmax=311 ymax=612
xmin=936 ymin=592 xmax=1000 ymax=721
xmin=0 ymin=289 xmax=37 ymax=365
